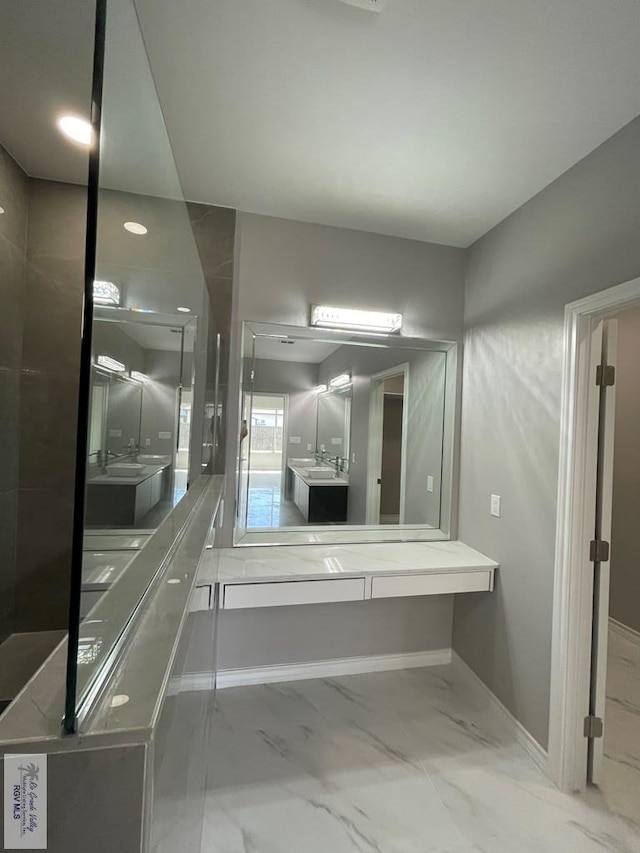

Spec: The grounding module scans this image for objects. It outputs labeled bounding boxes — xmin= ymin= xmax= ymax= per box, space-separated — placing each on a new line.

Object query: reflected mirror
xmin=85 ymin=310 xmax=196 ymax=529
xmin=236 ymin=322 xmax=456 ymax=543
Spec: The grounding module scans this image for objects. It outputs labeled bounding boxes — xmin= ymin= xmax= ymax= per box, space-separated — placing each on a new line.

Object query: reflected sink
xmin=136 ymin=454 xmax=171 ymax=465
xmin=107 ymin=463 xmax=145 ymax=478
xmin=304 ymin=466 xmax=336 ymax=479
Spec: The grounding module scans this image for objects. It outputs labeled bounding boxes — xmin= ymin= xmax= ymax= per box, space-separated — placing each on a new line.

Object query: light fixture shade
xmin=311 ymin=305 xmax=402 ymax=333
xmin=329 ymin=373 xmax=351 ymax=388
xmin=97 ymin=355 xmax=126 ymax=372
xmin=312 ymin=384 xmax=328 ymax=394
xmin=93 ymin=280 xmax=121 ymax=306
xmin=130 ymin=371 xmax=147 ymax=382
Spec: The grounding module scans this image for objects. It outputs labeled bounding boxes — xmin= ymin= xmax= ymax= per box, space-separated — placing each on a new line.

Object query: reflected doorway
xmin=367 ymin=364 xmax=409 ymax=524
xmin=246 ymin=393 xmax=303 ymax=527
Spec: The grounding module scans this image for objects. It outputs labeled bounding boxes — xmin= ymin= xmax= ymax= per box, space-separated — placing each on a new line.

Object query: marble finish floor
xmin=202 ymin=662 xmax=640 ymax=853
xmin=601 ymin=624 xmax=640 ymax=828
xmin=247 ymin=470 xmax=306 ymax=529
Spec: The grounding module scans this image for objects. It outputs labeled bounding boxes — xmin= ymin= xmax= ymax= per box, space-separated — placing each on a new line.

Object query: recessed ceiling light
xmin=57 ymin=115 xmax=92 ymax=146
xmin=123 ymin=221 xmax=148 ymax=235
xmin=177 ymin=306 xmax=191 ymax=313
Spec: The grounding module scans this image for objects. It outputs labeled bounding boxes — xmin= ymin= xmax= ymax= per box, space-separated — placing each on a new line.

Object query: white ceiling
xmin=2 ymin=0 xmax=640 ymax=247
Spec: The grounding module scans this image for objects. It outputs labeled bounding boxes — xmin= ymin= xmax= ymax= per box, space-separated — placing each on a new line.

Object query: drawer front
xmin=222 ymin=577 xmax=366 ymax=609
xmin=371 ymin=571 xmax=493 ymax=599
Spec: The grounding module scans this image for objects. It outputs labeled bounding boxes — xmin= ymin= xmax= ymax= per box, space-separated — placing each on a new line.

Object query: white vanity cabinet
xmin=210 ymin=542 xmax=498 ymax=611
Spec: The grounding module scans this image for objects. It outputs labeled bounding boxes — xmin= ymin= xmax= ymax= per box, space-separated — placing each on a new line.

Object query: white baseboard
xmin=609 ymin=617 xmax=640 ymax=647
xmin=169 ymin=648 xmax=452 ymax=695
xmin=452 ymin=652 xmax=548 ymax=774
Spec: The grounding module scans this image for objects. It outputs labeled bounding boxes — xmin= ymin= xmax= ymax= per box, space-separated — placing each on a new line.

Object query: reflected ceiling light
xmin=130 ymin=371 xmax=147 ymax=382
xmin=313 ymin=384 xmax=328 ymax=394
xmin=177 ymin=306 xmax=191 ymax=313
xmin=329 ymin=373 xmax=351 ymax=388
xmin=97 ymin=355 xmax=126 ymax=372
xmin=110 ymin=694 xmax=130 ymax=708
xmin=57 ymin=115 xmax=92 ymax=145
xmin=123 ymin=221 xmax=148 ymax=235
xmin=0 ymin=207 xmax=5 ymax=215
xmin=311 ymin=305 xmax=402 ymax=333
xmin=93 ymin=280 xmax=120 ymax=306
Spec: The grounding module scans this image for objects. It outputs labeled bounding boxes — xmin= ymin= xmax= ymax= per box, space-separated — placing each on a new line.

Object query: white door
xmin=587 ymin=318 xmax=618 ymax=785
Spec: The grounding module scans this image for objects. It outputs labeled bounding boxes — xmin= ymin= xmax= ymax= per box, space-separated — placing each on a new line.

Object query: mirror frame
xmin=232 ymin=321 xmax=459 ymax=546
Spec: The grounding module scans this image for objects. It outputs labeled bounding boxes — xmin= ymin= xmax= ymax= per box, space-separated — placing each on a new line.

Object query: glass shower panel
xmin=65 ymin=0 xmax=212 ymax=729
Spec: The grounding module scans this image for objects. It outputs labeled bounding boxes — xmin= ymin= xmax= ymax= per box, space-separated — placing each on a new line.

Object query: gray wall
xmin=141 ymin=349 xmax=181 ymax=455
xmin=454 ymin=115 xmax=640 ymax=749
xmin=610 ymin=306 xmax=640 ymax=634
xmin=216 ymin=597 xmax=453 ymax=671
xmin=0 ymin=143 xmax=28 ymax=644
xmin=222 ymin=212 xmax=466 ymax=663
xmin=317 ymin=344 xmax=446 ymax=526
xmin=250 ymin=357 xmax=319 ymax=455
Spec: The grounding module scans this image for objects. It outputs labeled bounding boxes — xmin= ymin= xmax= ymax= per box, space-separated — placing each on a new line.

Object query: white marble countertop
xmin=198 ymin=540 xmax=498 ymax=585
xmin=288 ymin=462 xmax=349 ymax=487
xmin=88 ymin=462 xmax=170 ymax=486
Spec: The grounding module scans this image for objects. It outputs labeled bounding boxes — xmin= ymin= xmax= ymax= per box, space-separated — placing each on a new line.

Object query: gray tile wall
xmin=0 ymin=144 xmax=28 ymax=644
xmin=16 ymin=179 xmax=87 ymax=632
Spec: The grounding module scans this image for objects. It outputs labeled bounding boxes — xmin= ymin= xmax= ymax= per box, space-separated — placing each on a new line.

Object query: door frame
xmin=365 ymin=362 xmax=410 ymax=524
xmin=548 ymin=275 xmax=640 ymax=792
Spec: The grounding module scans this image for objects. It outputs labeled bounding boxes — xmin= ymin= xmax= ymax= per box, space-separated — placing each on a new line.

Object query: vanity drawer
xmin=371 ymin=570 xmax=493 ymax=599
xmin=222 ymin=577 xmax=366 ymax=609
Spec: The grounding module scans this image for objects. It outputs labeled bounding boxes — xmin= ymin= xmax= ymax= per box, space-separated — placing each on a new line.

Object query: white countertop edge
xmin=198 ymin=540 xmax=498 ymax=585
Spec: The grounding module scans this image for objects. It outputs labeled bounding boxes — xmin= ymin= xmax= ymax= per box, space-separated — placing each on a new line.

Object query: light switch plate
xmin=490 ymin=494 xmax=501 ymax=518
xmin=145 ymin=438 xmax=151 ymax=447
xmin=307 ymin=444 xmax=314 ymax=451
xmin=158 ymin=431 xmax=172 ymax=440
xmin=427 ymin=475 xmax=434 ymax=493
xmin=289 ymin=436 xmax=301 ymax=444
xmin=331 ymin=437 xmax=342 ymax=445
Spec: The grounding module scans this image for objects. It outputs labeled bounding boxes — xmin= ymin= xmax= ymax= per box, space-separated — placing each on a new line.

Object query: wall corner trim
xmin=452 ymin=652 xmax=549 ymax=776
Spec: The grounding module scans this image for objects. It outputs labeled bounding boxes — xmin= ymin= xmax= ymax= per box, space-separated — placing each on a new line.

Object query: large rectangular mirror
xmin=235 ymin=322 xmax=457 ymax=544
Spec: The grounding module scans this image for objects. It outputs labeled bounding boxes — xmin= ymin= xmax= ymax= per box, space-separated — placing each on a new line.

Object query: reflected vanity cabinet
xmin=291 ymin=470 xmax=348 ymax=523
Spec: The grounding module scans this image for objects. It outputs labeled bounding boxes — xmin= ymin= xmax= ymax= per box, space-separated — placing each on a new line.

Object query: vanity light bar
xmin=313 ymin=384 xmax=328 ymax=394
xmin=329 ymin=373 xmax=351 ymax=389
xmin=310 ymin=305 xmax=402 ymax=333
xmin=93 ymin=280 xmax=121 ymax=306
xmin=97 ymin=355 xmax=126 ymax=373
xmin=130 ymin=371 xmax=147 ymax=382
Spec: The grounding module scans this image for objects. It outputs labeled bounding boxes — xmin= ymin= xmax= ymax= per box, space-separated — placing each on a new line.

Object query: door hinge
xmin=595 ymin=364 xmax=615 ymax=386
xmin=584 ymin=715 xmax=603 ymax=739
xmin=589 ymin=539 xmax=610 ymax=562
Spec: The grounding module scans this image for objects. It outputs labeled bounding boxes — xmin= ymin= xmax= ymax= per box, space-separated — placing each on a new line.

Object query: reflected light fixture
xmin=93 ymin=280 xmax=120 ymax=306
xmin=123 ymin=221 xmax=148 ymax=235
xmin=110 ymin=694 xmax=130 ymax=708
xmin=177 ymin=306 xmax=191 ymax=313
xmin=130 ymin=371 xmax=147 ymax=382
xmin=97 ymin=355 xmax=126 ymax=372
xmin=57 ymin=115 xmax=92 ymax=145
xmin=313 ymin=384 xmax=328 ymax=394
xmin=311 ymin=305 xmax=402 ymax=333
xmin=329 ymin=373 xmax=351 ymax=389
xmin=0 ymin=207 xmax=5 ymax=215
